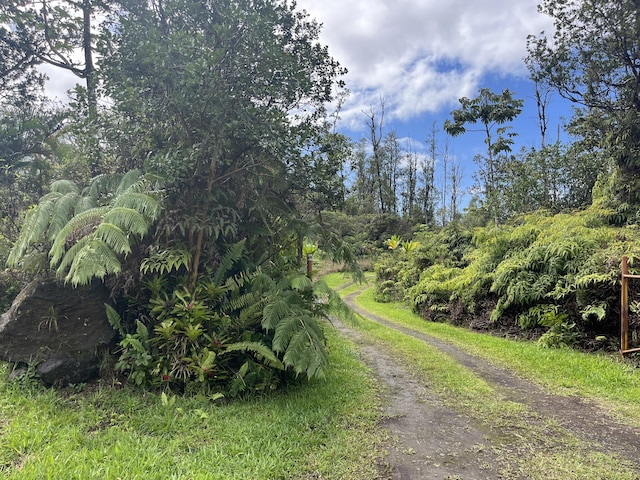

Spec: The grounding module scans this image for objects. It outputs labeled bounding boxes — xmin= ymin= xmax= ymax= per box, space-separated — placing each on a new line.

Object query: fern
xmin=282 ymin=318 xmax=328 ymax=379
xmin=212 ymin=240 xmax=245 ymax=286
xmin=8 ymin=171 xmax=162 ymax=285
xmin=140 ymin=247 xmax=192 ymax=275
xmin=220 ymin=341 xmax=284 ymax=370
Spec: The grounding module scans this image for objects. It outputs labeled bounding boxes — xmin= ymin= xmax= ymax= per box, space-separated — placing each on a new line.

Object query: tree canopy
xmin=526 ymin=0 xmax=640 ymax=205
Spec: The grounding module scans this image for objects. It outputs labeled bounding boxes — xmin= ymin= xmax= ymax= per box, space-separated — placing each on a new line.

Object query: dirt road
xmin=339 ymin=289 xmax=640 ymax=479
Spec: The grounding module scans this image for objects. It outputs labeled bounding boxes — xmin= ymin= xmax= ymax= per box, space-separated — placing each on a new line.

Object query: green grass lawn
xmin=0 ymin=328 xmax=384 ymax=480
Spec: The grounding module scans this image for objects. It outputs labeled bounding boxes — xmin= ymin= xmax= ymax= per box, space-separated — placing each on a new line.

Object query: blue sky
xmin=40 ymin=0 xmax=574 ymax=205
xmin=297 ymin=0 xmax=574 ymax=204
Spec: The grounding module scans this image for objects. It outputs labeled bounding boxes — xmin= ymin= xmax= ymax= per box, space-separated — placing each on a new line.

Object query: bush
xmin=110 ymin=245 xmax=351 ymax=397
xmin=382 ymin=208 xmax=640 ymax=350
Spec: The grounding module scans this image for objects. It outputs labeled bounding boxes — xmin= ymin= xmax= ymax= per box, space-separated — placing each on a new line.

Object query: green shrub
xmin=389 ymin=207 xmax=640 ymax=350
xmin=111 ymin=244 xmax=351 ymax=397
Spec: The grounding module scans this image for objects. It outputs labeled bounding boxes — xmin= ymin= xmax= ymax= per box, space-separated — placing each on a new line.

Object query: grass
xmin=323 ymin=273 xmax=640 ymax=479
xmin=4 ymin=271 xmax=639 ymax=479
xmin=327 ymin=273 xmax=640 ymax=426
xmin=0 ymin=328 xmax=384 ymax=480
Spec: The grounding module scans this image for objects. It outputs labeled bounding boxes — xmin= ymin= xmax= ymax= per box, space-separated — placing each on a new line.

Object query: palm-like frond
xmin=94 ymin=223 xmax=132 ymax=255
xmin=213 ymin=240 xmax=246 ymax=286
xmin=281 ymin=318 xmax=327 ymax=379
xmin=115 ymin=169 xmax=144 ymax=195
xmin=50 ymin=179 xmax=80 ymax=195
xmin=47 ymin=190 xmax=82 ymax=240
xmin=221 ymin=341 xmax=284 ymax=370
xmin=49 ymin=207 xmax=107 ymax=266
xmin=103 ymin=207 xmax=152 ymax=237
xmin=113 ymin=191 xmax=162 ymax=220
xmin=8 ymin=170 xmax=163 ymax=285
xmin=63 ymin=238 xmax=123 ymax=285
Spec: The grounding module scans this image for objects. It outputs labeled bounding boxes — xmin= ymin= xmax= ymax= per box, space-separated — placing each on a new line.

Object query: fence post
xmin=622 ymin=255 xmax=629 ymax=353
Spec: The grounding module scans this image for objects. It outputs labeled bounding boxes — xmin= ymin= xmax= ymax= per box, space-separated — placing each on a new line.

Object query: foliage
xmin=444 ymin=88 xmax=524 ymax=224
xmin=112 ymin=241 xmax=353 ymax=396
xmin=381 ymin=208 xmax=640 ymax=349
xmin=98 ymin=0 xmax=346 ymax=286
xmin=6 ymin=170 xmax=161 ymax=285
xmin=0 ymin=0 xmax=109 ymax=115
xmin=526 ymin=0 xmax=640 ymax=205
xmin=385 ymin=235 xmax=402 ymax=251
xmin=0 ymin=332 xmax=383 ymax=479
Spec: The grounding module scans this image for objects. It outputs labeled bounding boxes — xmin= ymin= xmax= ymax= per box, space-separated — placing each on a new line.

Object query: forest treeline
xmin=1 ymin=0 xmax=640 ymax=395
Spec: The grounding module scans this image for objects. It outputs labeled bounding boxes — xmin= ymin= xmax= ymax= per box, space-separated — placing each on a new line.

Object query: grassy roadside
xmin=324 ymin=273 xmax=640 ymax=479
xmin=324 ymin=273 xmax=640 ymax=424
xmin=0 ymin=328 xmax=384 ymax=480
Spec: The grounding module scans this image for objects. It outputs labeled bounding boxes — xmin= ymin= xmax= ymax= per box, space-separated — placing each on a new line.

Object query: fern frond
xmin=262 ymin=296 xmax=295 ymax=331
xmin=290 ymin=274 xmax=312 ymax=291
xmin=49 ymin=207 xmax=106 ymax=265
xmin=105 ymin=304 xmax=124 ymax=335
xmin=115 ymin=169 xmax=143 ymax=195
xmin=113 ymin=191 xmax=161 ymax=221
xmin=103 ymin=207 xmax=151 ymax=237
xmin=213 ymin=240 xmax=246 ymax=286
xmin=94 ymin=223 xmax=132 ymax=255
xmin=56 ymin=236 xmax=91 ymax=273
xmin=63 ymin=238 xmax=123 ymax=285
xmin=48 ymin=191 xmax=81 ymax=240
xmin=50 ymin=179 xmax=79 ymax=195
xmin=75 ymin=195 xmax=98 ymax=214
xmin=220 ymin=341 xmax=284 ymax=370
xmin=271 ymin=313 xmax=304 ymax=353
xmin=281 ymin=319 xmax=327 ymax=379
xmin=88 ymin=173 xmax=120 ymax=203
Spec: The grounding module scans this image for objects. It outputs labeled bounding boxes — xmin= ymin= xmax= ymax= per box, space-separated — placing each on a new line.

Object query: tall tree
xmin=444 ymin=88 xmax=523 ymax=225
xmin=364 ymin=102 xmax=388 ymax=213
xmin=526 ymin=0 xmax=640 ymax=205
xmin=100 ymin=0 xmax=345 ymax=285
xmin=402 ymin=140 xmax=419 ymax=219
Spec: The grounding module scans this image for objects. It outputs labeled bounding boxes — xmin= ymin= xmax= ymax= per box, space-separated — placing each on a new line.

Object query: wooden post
xmin=622 ymin=255 xmax=629 ymax=353
xmin=306 ymin=253 xmax=313 ymax=278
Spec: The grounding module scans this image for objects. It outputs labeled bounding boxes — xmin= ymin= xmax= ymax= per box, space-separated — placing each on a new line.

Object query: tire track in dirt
xmin=340 ymin=288 xmax=640 ymax=478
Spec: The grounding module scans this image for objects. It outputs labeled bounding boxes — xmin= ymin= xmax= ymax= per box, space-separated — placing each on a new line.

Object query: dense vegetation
xmin=1 ymin=0 xmax=640 ymax=398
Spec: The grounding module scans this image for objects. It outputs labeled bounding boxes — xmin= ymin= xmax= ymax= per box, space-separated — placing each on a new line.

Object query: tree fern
xmin=7 ymin=170 xmax=162 ymax=285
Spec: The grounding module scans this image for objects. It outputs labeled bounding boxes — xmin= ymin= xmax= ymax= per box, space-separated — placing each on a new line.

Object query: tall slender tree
xmin=444 ymin=88 xmax=523 ymax=225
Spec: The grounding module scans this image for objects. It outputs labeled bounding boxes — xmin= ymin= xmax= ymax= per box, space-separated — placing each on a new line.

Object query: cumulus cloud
xmin=297 ymin=0 xmax=553 ymax=131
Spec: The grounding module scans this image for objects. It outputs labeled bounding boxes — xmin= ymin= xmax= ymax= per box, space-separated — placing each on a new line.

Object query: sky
xmin=297 ymin=0 xmax=573 ymax=202
xmin=41 ymin=0 xmax=573 ymax=206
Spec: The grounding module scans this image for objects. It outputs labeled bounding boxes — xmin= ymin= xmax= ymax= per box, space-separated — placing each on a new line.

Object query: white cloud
xmin=297 ymin=0 xmax=553 ymax=131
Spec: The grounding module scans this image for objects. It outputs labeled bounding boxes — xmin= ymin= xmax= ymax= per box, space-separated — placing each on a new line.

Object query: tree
xmin=401 ymin=141 xmax=419 ymax=219
xmin=526 ymin=0 xmax=640 ymax=205
xmin=444 ymin=88 xmax=523 ymax=224
xmin=7 ymin=0 xmax=351 ymax=389
xmin=0 ymin=96 xmax=71 ymax=241
xmin=0 ymin=0 xmax=109 ymax=116
xmin=99 ymin=0 xmax=345 ymax=286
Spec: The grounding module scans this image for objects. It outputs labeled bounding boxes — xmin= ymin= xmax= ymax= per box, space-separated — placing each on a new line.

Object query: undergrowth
xmin=375 ymin=208 xmax=640 ymax=350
